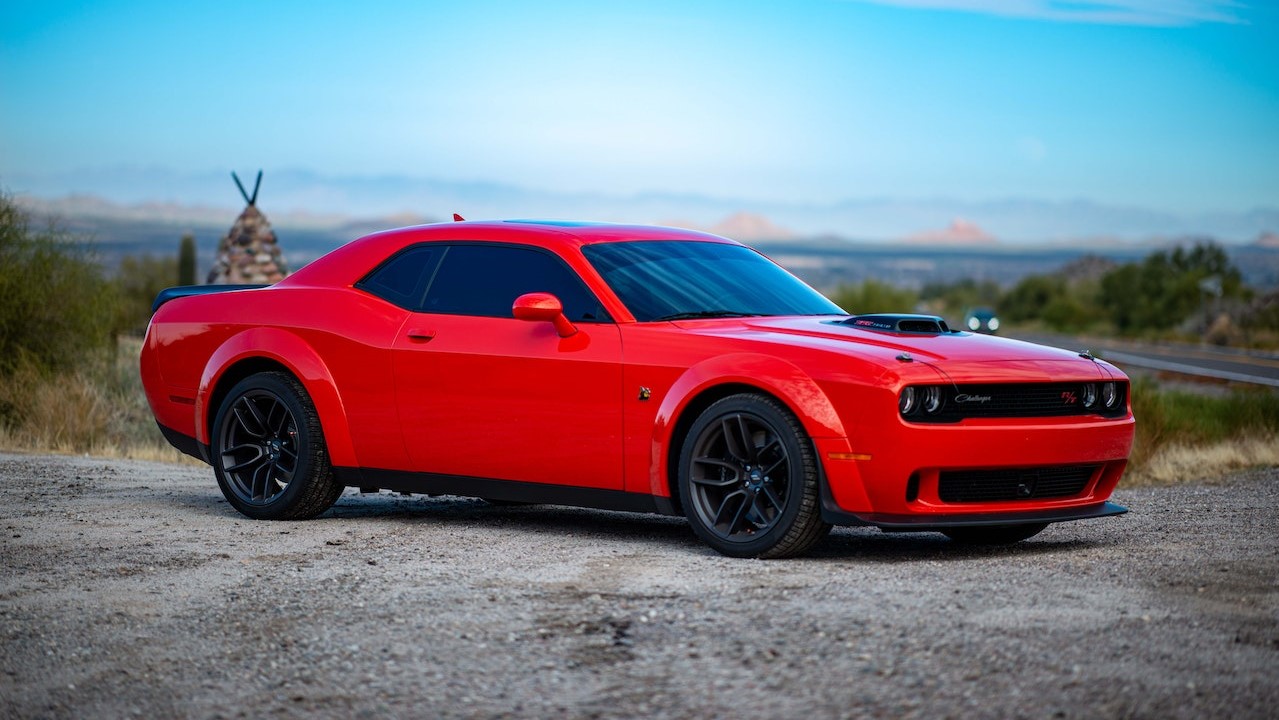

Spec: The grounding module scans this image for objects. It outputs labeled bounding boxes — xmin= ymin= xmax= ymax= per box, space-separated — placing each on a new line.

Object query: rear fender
xmin=196 ymin=328 xmax=357 ymax=467
xmin=650 ymin=353 xmax=846 ymax=497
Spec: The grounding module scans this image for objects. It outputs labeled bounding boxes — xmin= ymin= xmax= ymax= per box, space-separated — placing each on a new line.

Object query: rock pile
xmin=206 ymin=171 xmax=289 ymax=284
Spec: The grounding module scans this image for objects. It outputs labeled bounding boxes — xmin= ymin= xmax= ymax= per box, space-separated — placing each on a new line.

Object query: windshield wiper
xmin=655 ymin=310 xmax=762 ymax=321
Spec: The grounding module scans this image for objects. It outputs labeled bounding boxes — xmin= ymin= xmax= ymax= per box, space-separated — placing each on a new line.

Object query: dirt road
xmin=1 ymin=453 xmax=1276 ymax=719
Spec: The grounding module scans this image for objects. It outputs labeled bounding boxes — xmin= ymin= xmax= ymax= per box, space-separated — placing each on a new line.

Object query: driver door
xmin=390 ymin=243 xmax=624 ymax=490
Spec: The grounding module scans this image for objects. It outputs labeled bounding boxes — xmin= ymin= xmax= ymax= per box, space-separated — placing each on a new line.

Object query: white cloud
xmin=850 ymin=0 xmax=1247 ymax=26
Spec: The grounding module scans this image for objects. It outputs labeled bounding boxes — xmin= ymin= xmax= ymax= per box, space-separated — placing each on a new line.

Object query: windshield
xmin=582 ymin=241 xmax=845 ymax=322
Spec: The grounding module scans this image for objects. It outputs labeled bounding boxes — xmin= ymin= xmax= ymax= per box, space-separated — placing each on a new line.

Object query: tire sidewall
xmin=211 ymin=373 xmax=320 ymax=520
xmin=678 ymin=395 xmax=811 ymax=558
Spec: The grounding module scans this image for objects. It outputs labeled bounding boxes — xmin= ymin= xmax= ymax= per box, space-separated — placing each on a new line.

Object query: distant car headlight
xmin=1101 ymin=382 xmax=1118 ymax=408
xmin=1081 ymin=383 xmax=1097 ymax=408
xmin=899 ymin=387 xmax=917 ymax=415
xmin=987 ymin=317 xmax=1000 ymax=331
xmin=967 ymin=317 xmax=980 ymax=330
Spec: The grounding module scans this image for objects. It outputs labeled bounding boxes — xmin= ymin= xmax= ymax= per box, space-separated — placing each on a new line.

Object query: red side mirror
xmin=512 ymin=292 xmax=577 ymax=337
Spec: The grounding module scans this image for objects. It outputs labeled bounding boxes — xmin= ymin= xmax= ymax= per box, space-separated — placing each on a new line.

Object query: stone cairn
xmin=206 ymin=171 xmax=289 ymax=284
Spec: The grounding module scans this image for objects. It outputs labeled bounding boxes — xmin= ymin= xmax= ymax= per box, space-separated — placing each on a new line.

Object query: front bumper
xmin=814 ymin=413 xmax=1135 ymax=527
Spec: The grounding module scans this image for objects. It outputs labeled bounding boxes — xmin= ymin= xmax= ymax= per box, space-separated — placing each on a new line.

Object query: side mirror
xmin=512 ymin=292 xmax=577 ymax=337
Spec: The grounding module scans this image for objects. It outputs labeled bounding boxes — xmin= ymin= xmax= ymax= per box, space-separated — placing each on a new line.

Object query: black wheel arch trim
xmin=157 ymin=422 xmax=211 ymax=464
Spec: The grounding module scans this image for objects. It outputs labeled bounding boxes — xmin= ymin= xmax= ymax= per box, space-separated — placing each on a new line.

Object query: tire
xmin=677 ymin=393 xmax=830 ymax=558
xmin=211 ymin=371 xmax=344 ymax=520
xmin=942 ymin=523 xmax=1048 ymax=545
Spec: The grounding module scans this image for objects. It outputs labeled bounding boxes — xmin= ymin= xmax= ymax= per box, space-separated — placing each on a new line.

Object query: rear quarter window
xmin=356 ymin=245 xmax=442 ymax=309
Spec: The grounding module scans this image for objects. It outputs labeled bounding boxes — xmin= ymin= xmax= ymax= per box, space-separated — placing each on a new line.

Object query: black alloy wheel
xmin=212 ymin=372 xmax=344 ymax=520
xmin=678 ymin=394 xmax=829 ymax=558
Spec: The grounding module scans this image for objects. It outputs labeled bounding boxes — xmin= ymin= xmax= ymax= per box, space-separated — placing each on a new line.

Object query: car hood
xmin=674 ymin=316 xmax=1118 ymax=383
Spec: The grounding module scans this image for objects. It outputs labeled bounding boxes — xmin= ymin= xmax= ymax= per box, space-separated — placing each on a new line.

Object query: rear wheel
xmin=211 ymin=371 xmax=344 ymax=520
xmin=942 ymin=523 xmax=1048 ymax=545
xmin=678 ymin=394 xmax=829 ymax=558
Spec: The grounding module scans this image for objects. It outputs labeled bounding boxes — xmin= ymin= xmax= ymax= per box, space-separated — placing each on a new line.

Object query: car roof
xmin=282 ymin=220 xmax=739 ymax=288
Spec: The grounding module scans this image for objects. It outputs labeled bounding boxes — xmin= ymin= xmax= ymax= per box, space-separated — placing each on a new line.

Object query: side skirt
xmin=332 ymin=467 xmax=676 ymax=516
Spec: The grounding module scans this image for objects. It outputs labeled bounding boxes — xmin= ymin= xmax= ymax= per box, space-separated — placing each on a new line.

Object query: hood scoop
xmin=838 ymin=313 xmax=952 ymax=335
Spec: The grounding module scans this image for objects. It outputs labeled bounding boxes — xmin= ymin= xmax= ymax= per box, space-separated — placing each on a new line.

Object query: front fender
xmin=195 ymin=327 xmax=358 ymax=468
xmin=648 ymin=352 xmax=847 ymax=497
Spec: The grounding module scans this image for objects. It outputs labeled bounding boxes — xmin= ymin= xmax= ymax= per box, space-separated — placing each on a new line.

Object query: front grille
xmin=938 ymin=465 xmax=1097 ymax=503
xmin=909 ymin=382 xmax=1127 ymax=423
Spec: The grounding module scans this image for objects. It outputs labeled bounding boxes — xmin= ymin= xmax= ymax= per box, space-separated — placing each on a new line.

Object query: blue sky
xmin=1 ymin=0 xmax=1276 ymax=214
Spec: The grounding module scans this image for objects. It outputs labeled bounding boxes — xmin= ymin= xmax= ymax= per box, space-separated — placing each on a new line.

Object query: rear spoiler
xmin=151 ymin=284 xmax=270 ymax=313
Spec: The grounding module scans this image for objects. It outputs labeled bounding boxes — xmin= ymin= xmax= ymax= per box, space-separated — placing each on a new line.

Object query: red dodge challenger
xmin=141 ymin=220 xmax=1134 ymax=558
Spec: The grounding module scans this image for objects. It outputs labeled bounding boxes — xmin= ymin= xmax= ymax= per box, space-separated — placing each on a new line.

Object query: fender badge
xmin=638 ymin=386 xmax=652 ymax=401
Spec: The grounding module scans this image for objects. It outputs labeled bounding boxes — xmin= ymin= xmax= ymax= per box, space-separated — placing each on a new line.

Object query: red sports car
xmin=141 ymin=220 xmax=1134 ymax=558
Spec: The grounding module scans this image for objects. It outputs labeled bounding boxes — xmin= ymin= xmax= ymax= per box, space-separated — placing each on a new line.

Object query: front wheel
xmin=942 ymin=523 xmax=1048 ymax=545
xmin=678 ymin=394 xmax=830 ymax=558
xmin=211 ymin=371 xmax=345 ymax=520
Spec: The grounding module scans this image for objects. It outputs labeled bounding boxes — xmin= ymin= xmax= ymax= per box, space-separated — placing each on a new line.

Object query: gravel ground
xmin=1 ymin=453 xmax=1276 ymax=719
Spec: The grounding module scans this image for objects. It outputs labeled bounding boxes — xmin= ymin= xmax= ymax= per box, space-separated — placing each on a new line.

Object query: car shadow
xmin=170 ymin=487 xmax=1110 ymax=560
xmin=811 ymin=526 xmax=1105 ymax=563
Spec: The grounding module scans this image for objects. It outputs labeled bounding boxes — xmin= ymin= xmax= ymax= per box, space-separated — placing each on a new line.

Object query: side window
xmin=423 ymin=245 xmax=608 ymax=321
xmin=357 ymin=245 xmax=441 ymax=309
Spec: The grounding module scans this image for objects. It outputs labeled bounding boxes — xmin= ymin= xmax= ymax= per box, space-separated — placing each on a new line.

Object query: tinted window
xmin=423 ymin=244 xmax=608 ymax=321
xmin=582 ymin=241 xmax=844 ymax=321
xmin=357 ymin=245 xmax=441 ymax=309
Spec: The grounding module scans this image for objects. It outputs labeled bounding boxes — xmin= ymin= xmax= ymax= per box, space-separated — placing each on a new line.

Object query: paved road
xmin=1012 ymin=333 xmax=1279 ymax=387
xmin=1 ymin=453 xmax=1276 ymax=719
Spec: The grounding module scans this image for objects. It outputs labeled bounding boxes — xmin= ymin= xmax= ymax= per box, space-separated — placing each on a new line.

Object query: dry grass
xmin=0 ymin=336 xmax=198 ymax=465
xmin=1123 ymin=434 xmax=1279 ymax=486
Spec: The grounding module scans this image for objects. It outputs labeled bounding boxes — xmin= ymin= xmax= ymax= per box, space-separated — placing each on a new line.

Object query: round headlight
xmin=967 ymin=317 xmax=980 ymax=330
xmin=987 ymin=317 xmax=1000 ymax=331
xmin=899 ymin=387 xmax=917 ymax=415
xmin=1101 ymin=382 xmax=1118 ymax=408
xmin=1081 ymin=383 xmax=1097 ymax=408
xmin=923 ymin=386 xmax=943 ymax=413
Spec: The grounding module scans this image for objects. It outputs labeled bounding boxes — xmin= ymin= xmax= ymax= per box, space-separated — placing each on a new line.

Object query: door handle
xmin=406 ymin=328 xmax=436 ymax=342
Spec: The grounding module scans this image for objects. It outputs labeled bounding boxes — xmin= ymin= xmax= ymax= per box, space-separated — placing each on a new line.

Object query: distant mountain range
xmin=6 ymin=166 xmax=1277 ymax=245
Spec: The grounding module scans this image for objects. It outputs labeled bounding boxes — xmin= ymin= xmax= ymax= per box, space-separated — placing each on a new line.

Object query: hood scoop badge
xmin=838 ymin=314 xmax=952 ymax=335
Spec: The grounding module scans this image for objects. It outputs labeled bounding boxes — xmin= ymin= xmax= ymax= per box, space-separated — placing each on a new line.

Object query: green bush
xmin=831 ymin=280 xmax=919 ymax=315
xmin=1130 ymin=378 xmax=1279 ymax=446
xmin=920 ymin=278 xmax=1001 ymax=319
xmin=0 ymin=193 xmax=118 ymax=376
xmin=1098 ymin=242 xmax=1246 ymax=333
xmin=115 ymin=254 xmax=178 ymax=336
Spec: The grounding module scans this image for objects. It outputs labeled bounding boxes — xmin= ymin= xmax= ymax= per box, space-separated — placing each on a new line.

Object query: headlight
xmin=1081 ymin=383 xmax=1097 ymax=408
xmin=1101 ymin=382 xmax=1118 ymax=408
xmin=967 ymin=317 xmax=980 ymax=330
xmin=923 ymin=386 xmax=943 ymax=413
xmin=899 ymin=387 xmax=917 ymax=415
xmin=987 ymin=317 xmax=1000 ymax=331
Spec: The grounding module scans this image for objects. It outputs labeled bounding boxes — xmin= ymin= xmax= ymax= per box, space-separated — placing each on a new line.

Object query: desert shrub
xmin=115 ymin=253 xmax=178 ymax=335
xmin=831 ymin=280 xmax=918 ymax=314
xmin=0 ymin=192 xmax=118 ymax=375
xmin=178 ymin=233 xmax=197 ymax=286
